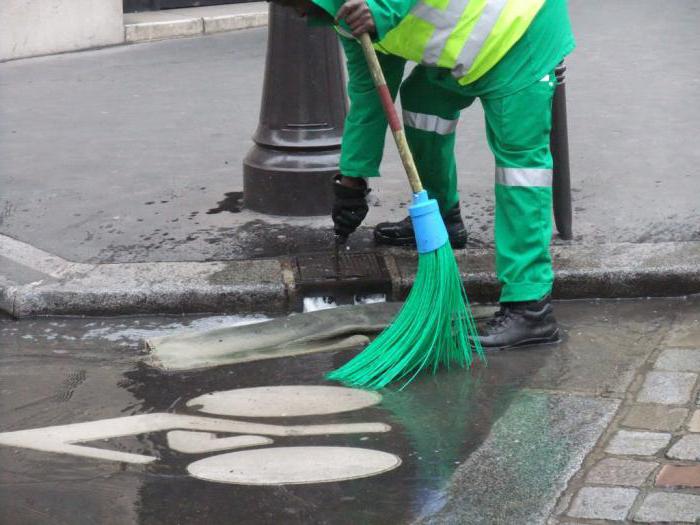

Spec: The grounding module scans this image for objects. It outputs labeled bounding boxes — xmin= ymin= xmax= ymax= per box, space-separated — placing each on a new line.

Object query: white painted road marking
xmin=0 ymin=233 xmax=91 ymax=279
xmin=187 ymin=446 xmax=402 ymax=485
xmin=0 ymin=385 xmax=400 ymax=485
xmin=0 ymin=413 xmax=390 ymax=464
xmin=187 ymin=385 xmax=382 ymax=417
xmin=167 ymin=431 xmax=273 ymax=454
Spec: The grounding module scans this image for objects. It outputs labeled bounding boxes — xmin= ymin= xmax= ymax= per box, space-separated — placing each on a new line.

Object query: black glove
xmin=332 ymin=175 xmax=370 ymax=239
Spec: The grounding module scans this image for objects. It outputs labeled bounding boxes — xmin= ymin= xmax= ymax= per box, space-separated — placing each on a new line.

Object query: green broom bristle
xmin=326 ymin=242 xmax=485 ymax=390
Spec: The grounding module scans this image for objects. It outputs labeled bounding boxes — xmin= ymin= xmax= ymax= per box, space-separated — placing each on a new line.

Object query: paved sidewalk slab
xmin=655 ymin=348 xmax=700 ymax=372
xmin=636 ymin=371 xmax=698 ymax=405
xmin=585 ymin=458 xmax=657 ymax=486
xmin=655 ymin=464 xmax=700 ymax=489
xmin=666 ymin=435 xmax=700 ymax=461
xmin=690 ymin=410 xmax=700 ymax=432
xmin=567 ymin=486 xmax=638 ymax=521
xmin=605 ymin=430 xmax=671 ymax=456
xmin=622 ymin=405 xmax=688 ymax=432
xmin=632 ymin=492 xmax=700 ymax=523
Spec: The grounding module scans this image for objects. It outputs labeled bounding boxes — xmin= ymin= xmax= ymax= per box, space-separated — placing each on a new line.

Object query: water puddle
xmin=0 ymin=297 xmax=695 ymax=524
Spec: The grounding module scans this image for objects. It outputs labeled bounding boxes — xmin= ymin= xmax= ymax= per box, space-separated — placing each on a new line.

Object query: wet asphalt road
xmin=1 ymin=0 xmax=699 ymax=264
xmin=0 ymin=297 xmax=696 ymax=524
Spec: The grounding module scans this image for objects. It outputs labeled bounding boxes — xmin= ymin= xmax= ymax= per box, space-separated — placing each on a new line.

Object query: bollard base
xmin=243 ymin=145 xmax=339 ymax=216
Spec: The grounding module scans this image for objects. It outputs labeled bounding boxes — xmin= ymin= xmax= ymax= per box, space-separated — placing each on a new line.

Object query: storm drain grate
xmin=293 ymin=252 xmax=391 ymax=300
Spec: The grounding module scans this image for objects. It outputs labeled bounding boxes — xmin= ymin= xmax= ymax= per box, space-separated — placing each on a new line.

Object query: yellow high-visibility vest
xmin=376 ymin=0 xmax=544 ymax=85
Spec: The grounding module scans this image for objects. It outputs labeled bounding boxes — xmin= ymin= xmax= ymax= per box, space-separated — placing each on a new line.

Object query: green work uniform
xmin=314 ymin=0 xmax=575 ymax=303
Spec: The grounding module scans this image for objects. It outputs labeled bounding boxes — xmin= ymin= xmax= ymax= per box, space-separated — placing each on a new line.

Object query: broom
xmin=326 ymin=33 xmax=485 ymax=390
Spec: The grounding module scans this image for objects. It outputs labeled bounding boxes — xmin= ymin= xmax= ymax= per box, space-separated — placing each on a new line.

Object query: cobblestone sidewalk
xmin=553 ymin=310 xmax=700 ymax=523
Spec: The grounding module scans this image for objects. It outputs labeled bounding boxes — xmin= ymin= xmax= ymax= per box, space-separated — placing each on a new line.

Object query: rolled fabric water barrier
xmin=409 ymin=191 xmax=449 ymax=254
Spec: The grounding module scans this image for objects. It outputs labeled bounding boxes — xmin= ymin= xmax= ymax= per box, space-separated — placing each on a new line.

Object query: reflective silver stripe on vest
xmin=452 ymin=0 xmax=508 ymax=78
xmin=413 ymin=0 xmax=471 ymax=65
xmin=495 ymin=167 xmax=552 ymax=187
xmin=403 ymin=110 xmax=459 ymax=135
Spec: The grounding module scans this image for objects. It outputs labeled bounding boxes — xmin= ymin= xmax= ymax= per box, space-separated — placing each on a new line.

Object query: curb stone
xmin=1 ymin=234 xmax=699 ymax=318
xmin=123 ymin=4 xmax=269 ymax=44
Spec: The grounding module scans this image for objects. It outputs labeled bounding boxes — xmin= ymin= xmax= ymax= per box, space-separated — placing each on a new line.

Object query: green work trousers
xmin=340 ymin=39 xmax=556 ymax=303
xmin=339 ymin=39 xmax=407 ymax=179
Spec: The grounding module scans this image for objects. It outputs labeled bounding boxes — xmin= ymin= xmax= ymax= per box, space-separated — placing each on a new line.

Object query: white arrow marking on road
xmin=167 ymin=431 xmax=273 ymax=454
xmin=0 ymin=413 xmax=390 ymax=464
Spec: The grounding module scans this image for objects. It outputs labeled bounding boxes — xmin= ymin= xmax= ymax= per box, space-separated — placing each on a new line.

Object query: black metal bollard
xmin=551 ymin=61 xmax=573 ymax=240
xmin=243 ymin=4 xmax=348 ymax=216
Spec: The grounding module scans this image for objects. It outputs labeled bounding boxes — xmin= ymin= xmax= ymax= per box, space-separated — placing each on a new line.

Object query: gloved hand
xmin=332 ymin=175 xmax=370 ymax=239
xmin=335 ymin=0 xmax=376 ymax=37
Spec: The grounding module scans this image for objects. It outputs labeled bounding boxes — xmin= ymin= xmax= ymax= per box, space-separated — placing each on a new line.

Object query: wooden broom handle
xmin=358 ymin=33 xmax=424 ymax=194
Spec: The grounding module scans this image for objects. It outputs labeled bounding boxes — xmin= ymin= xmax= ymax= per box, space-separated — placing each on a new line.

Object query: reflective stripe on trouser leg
xmin=481 ymin=72 xmax=557 ymax=303
xmin=399 ymin=66 xmax=474 ymax=213
xmin=402 ymin=109 xmax=460 ymax=209
xmin=403 ymin=111 xmax=459 ymax=135
xmin=495 ymin=167 xmax=552 ymax=187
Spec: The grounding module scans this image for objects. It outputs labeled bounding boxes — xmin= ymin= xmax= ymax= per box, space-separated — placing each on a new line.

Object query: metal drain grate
xmin=293 ymin=252 xmax=391 ymax=300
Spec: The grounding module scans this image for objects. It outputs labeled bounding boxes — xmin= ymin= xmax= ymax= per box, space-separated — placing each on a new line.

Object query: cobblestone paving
xmin=552 ymin=311 xmax=700 ymax=523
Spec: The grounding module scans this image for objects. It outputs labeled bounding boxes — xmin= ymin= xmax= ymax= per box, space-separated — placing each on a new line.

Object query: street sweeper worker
xmin=275 ymin=0 xmax=575 ymax=349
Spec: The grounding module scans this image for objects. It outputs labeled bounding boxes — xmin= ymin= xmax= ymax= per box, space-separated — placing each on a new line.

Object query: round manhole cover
xmin=186 ymin=385 xmax=382 ymax=417
xmin=187 ymin=446 xmax=401 ymax=484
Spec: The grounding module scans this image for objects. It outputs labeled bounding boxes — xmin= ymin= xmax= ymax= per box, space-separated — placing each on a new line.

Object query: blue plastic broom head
xmin=409 ymin=191 xmax=449 ymax=253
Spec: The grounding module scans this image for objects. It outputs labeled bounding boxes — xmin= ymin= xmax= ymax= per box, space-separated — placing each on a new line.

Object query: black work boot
xmin=477 ymin=295 xmax=559 ymax=349
xmin=374 ymin=204 xmax=467 ymax=248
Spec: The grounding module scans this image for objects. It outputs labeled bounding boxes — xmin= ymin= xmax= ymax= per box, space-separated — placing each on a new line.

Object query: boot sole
xmin=373 ymin=231 xmax=467 ymax=250
xmin=481 ymin=328 xmax=561 ymax=351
